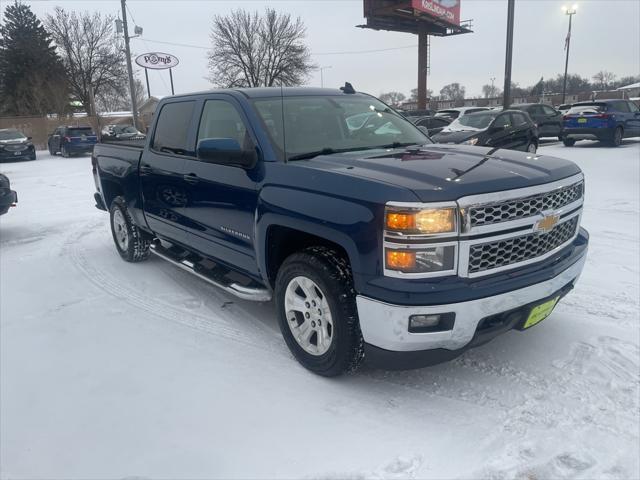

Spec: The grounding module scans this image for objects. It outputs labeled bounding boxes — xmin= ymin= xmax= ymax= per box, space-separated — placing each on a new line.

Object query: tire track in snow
xmin=63 ymin=219 xmax=286 ymax=357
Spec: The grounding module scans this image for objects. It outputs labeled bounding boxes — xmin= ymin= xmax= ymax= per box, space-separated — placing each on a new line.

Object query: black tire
xmin=525 ymin=140 xmax=537 ymax=153
xmin=29 ymin=153 xmax=36 ymax=160
xmin=563 ymin=138 xmax=576 ymax=147
xmin=109 ymin=196 xmax=151 ymax=262
xmin=48 ymin=143 xmax=54 ymax=155
xmin=608 ymin=127 xmax=623 ymax=147
xmin=275 ymin=246 xmax=364 ymax=377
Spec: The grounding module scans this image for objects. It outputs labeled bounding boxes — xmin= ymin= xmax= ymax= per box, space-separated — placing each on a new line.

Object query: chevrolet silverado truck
xmin=91 ymin=87 xmax=589 ymax=376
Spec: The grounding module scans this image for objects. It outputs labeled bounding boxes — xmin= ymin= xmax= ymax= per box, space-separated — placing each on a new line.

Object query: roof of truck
xmin=167 ymin=87 xmax=369 ymax=100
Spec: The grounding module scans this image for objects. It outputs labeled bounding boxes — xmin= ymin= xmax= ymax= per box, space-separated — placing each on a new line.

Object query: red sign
xmin=411 ymin=0 xmax=461 ymax=26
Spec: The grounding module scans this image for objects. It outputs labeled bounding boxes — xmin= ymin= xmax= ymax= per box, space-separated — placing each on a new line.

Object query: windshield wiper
xmin=288 ymin=148 xmax=339 ymax=161
xmin=372 ymin=142 xmax=420 ymax=149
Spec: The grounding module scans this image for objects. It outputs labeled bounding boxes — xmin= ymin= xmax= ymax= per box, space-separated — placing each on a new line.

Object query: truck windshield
xmin=251 ymin=95 xmax=430 ymax=161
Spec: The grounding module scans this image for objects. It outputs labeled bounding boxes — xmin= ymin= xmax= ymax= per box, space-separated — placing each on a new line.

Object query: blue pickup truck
xmin=92 ymin=87 xmax=589 ymax=376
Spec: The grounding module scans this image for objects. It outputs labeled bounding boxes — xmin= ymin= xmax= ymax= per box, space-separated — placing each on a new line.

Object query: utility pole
xmin=120 ymin=0 xmax=139 ymax=129
xmin=319 ymin=66 xmax=332 ymax=88
xmin=561 ymin=5 xmax=578 ymax=104
xmin=502 ymin=0 xmax=515 ymax=109
xmin=417 ymin=31 xmax=429 ymax=110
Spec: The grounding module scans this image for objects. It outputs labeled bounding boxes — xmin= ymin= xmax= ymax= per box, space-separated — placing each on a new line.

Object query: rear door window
xmin=152 ymin=101 xmax=196 ymax=155
xmin=513 ymin=112 xmax=529 ymax=125
xmin=612 ymin=101 xmax=630 ymax=112
xmin=542 ymin=105 xmax=557 ymax=116
xmin=628 ymin=101 xmax=639 ymax=112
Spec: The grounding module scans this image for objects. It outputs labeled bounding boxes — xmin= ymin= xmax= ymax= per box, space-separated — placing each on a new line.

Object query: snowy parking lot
xmin=1 ymin=140 xmax=639 ymax=479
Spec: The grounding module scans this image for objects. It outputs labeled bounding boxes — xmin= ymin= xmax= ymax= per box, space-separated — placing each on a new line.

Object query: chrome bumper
xmin=356 ymin=251 xmax=587 ymax=352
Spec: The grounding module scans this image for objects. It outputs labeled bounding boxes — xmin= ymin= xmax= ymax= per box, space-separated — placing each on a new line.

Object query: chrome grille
xmin=468 ymin=216 xmax=579 ymax=274
xmin=469 ymin=182 xmax=583 ymax=227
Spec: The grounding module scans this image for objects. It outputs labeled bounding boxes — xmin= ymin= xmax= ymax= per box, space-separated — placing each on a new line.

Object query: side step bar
xmin=149 ymin=243 xmax=272 ymax=302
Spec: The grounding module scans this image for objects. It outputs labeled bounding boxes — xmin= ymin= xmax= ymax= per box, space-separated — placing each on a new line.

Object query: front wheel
xmin=526 ymin=141 xmax=537 ymax=153
xmin=563 ymin=138 xmax=576 ymax=147
xmin=109 ymin=196 xmax=150 ymax=262
xmin=275 ymin=247 xmax=364 ymax=376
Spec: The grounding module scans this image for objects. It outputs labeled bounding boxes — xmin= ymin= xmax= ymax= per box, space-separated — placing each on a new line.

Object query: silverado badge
xmin=535 ymin=214 xmax=560 ymax=234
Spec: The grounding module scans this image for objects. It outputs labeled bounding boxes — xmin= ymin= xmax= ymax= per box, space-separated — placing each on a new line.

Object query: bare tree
xmin=481 ymin=84 xmax=501 ymax=98
xmin=96 ymin=78 xmax=145 ymax=113
xmin=409 ymin=87 xmax=432 ymax=102
xmin=45 ymin=7 xmax=127 ymax=115
xmin=208 ymin=8 xmax=315 ymax=87
xmin=379 ymin=91 xmax=406 ymax=107
xmin=439 ymin=83 xmax=466 ymax=101
xmin=592 ymin=70 xmax=617 ymax=91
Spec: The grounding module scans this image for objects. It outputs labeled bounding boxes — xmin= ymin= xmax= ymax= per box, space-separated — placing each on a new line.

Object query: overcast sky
xmin=17 ymin=0 xmax=640 ymax=99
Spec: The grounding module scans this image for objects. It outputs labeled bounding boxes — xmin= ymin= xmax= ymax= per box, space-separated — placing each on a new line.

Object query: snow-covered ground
xmin=1 ymin=139 xmax=638 ymax=479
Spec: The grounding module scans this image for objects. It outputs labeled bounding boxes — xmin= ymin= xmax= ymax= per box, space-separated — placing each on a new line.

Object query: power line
xmin=134 ymin=37 xmax=418 ymax=55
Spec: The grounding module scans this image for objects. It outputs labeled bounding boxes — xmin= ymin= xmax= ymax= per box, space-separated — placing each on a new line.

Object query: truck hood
xmin=300 ymin=144 xmax=581 ymax=202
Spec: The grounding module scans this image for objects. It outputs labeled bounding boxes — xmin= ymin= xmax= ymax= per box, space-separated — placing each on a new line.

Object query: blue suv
xmin=563 ymin=99 xmax=640 ymax=147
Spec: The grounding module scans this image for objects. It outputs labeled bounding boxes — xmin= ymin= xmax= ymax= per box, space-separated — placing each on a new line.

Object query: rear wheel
xmin=109 ymin=196 xmax=150 ymax=262
xmin=526 ymin=141 xmax=537 ymax=153
xmin=608 ymin=127 xmax=623 ymax=147
xmin=563 ymin=138 xmax=576 ymax=147
xmin=275 ymin=246 xmax=364 ymax=376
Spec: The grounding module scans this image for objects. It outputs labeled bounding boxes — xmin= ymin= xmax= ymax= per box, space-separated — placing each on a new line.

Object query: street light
xmin=561 ymin=4 xmax=578 ymax=104
xmin=319 ymin=66 xmax=332 ymax=88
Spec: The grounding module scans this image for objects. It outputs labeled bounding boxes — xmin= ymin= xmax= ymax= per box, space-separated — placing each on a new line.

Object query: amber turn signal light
xmin=385 ymin=250 xmax=416 ymax=270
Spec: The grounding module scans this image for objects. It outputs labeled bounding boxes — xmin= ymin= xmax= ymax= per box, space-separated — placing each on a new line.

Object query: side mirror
xmin=27 ymin=136 xmax=33 ymax=140
xmin=197 ymin=138 xmax=257 ymax=169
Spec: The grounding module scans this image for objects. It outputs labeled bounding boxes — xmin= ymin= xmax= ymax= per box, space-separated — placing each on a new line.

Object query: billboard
xmin=411 ymin=0 xmax=461 ymax=26
xmin=135 ymin=52 xmax=179 ymax=70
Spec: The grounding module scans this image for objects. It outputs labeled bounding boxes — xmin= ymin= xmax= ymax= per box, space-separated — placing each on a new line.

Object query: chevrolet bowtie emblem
xmin=535 ymin=214 xmax=560 ymax=234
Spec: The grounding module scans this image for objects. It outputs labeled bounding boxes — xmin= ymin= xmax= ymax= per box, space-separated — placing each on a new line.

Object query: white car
xmin=434 ymin=107 xmax=490 ymax=120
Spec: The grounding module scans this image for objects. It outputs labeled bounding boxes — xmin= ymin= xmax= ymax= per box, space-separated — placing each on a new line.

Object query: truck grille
xmin=468 ymin=216 xmax=579 ymax=274
xmin=469 ymin=182 xmax=583 ymax=227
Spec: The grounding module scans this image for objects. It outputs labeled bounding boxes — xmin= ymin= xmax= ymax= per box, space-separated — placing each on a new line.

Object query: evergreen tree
xmin=0 ymin=1 xmax=68 ymax=115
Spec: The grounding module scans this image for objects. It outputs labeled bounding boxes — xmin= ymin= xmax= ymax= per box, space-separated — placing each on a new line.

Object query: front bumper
xmin=0 ymin=148 xmax=34 ymax=160
xmin=357 ymin=247 xmax=587 ymax=369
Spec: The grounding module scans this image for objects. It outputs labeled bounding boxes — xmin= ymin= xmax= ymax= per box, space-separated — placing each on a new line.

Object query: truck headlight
xmin=462 ymin=137 xmax=479 ymax=145
xmin=386 ymin=207 xmax=457 ymax=235
xmin=385 ymin=246 xmax=456 ymax=273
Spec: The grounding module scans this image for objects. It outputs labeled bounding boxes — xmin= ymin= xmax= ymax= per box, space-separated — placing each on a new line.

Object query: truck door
xmin=180 ymin=96 xmax=261 ymax=278
xmin=139 ymin=100 xmax=197 ymax=244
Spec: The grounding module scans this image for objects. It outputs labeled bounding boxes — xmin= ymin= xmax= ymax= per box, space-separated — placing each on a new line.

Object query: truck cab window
xmin=152 ymin=101 xmax=195 ymax=155
xmin=197 ymin=100 xmax=250 ymax=152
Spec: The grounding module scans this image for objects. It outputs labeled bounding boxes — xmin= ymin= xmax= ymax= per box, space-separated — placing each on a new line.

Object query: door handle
xmin=183 ymin=173 xmax=199 ymax=185
xmin=139 ymin=165 xmax=153 ymax=176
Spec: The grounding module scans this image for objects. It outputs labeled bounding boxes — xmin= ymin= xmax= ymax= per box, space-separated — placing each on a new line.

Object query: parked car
xmin=511 ymin=103 xmax=564 ymax=139
xmin=412 ymin=115 xmax=452 ymax=136
xmin=562 ymin=99 xmax=640 ymax=147
xmin=48 ymin=126 xmax=98 ymax=157
xmin=0 ymin=173 xmax=17 ymax=215
xmin=434 ymin=107 xmax=490 ymax=119
xmin=401 ymin=109 xmax=433 ymax=120
xmin=557 ymin=104 xmax=573 ymax=114
xmin=432 ymin=109 xmax=539 ymax=153
xmin=101 ymin=124 xmax=146 ymax=141
xmin=0 ymin=129 xmax=36 ymax=161
xmin=92 ymin=87 xmax=588 ymax=376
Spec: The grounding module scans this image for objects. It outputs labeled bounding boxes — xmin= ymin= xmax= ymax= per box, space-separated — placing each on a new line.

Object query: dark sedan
xmin=511 ymin=103 xmax=564 ymax=139
xmin=432 ymin=110 xmax=539 ymax=153
xmin=0 ymin=129 xmax=36 ymax=161
xmin=0 ymin=173 xmax=17 ymax=215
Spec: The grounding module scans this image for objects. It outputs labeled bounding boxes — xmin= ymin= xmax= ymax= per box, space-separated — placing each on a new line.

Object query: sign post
xmin=135 ymin=52 xmax=180 ymax=98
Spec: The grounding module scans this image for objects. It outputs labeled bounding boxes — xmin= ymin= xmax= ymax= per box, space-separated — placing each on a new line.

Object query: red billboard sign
xmin=411 ymin=0 xmax=461 ymax=26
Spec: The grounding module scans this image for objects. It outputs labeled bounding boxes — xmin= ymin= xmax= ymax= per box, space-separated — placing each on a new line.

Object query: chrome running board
xmin=149 ymin=242 xmax=272 ymax=302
